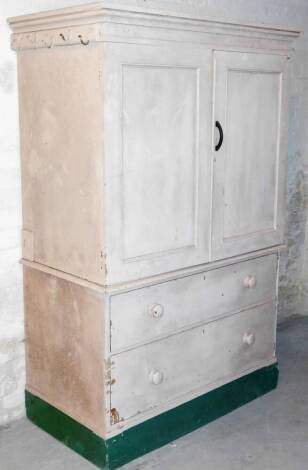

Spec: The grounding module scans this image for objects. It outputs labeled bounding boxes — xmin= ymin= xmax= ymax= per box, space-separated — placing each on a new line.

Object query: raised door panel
xmin=122 ymin=65 xmax=196 ymax=259
xmin=212 ymin=51 xmax=289 ymax=260
xmin=103 ymin=43 xmax=212 ymax=283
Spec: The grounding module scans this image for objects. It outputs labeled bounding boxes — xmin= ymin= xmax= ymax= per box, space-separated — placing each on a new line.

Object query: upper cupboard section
xmin=9 ymin=4 xmax=299 ymax=286
xmin=104 ymin=44 xmax=289 ymax=283
xmin=103 ymin=43 xmax=213 ymax=283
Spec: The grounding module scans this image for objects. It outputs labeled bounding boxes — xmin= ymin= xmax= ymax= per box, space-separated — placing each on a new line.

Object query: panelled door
xmin=212 ymin=51 xmax=289 ymax=260
xmin=103 ymin=43 xmax=213 ymax=283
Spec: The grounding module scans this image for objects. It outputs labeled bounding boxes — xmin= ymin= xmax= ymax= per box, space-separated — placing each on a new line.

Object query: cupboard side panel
xmin=24 ymin=267 xmax=106 ymax=436
xmin=18 ymin=45 xmax=105 ymax=283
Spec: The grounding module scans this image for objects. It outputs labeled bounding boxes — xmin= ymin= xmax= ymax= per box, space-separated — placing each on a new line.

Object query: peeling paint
xmin=104 ymin=358 xmax=116 ymax=388
xmin=110 ymin=407 xmax=123 ymax=425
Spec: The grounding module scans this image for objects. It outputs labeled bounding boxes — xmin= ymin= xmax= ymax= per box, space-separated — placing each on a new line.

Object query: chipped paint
xmin=110 ymin=407 xmax=123 ymax=425
xmin=104 ymin=357 xmax=116 ymax=389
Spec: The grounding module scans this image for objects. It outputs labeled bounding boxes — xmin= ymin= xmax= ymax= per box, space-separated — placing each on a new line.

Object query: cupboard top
xmin=8 ymin=1 xmax=300 ymax=51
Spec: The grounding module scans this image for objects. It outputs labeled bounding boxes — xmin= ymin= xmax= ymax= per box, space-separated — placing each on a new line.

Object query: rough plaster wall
xmin=0 ymin=5 xmax=24 ymax=427
xmin=0 ymin=0 xmax=307 ymax=426
xmin=279 ymin=54 xmax=308 ymax=320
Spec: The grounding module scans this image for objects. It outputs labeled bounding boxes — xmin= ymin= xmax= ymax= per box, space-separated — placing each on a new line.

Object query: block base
xmin=26 ymin=363 xmax=278 ymax=469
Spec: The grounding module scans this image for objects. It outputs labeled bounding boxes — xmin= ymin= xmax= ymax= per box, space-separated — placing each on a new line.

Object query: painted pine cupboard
xmin=8 ymin=2 xmax=299 ymax=468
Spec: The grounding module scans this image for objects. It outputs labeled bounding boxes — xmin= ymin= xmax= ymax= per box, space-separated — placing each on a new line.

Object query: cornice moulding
xmin=8 ymin=2 xmax=301 ymax=51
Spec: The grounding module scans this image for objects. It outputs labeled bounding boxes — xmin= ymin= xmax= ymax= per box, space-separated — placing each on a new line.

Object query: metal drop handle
xmin=215 ymin=120 xmax=224 ymax=151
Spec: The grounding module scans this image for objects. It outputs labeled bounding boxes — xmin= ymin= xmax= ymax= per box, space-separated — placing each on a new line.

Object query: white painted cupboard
xmin=9 ymin=3 xmax=299 ymax=469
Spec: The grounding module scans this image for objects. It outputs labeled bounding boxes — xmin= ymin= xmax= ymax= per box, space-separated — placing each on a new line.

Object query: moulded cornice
xmin=8 ymin=1 xmax=300 ymax=51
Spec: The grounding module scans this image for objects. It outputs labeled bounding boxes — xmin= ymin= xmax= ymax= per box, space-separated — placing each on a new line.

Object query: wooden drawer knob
xmin=148 ymin=303 xmax=164 ymax=318
xmin=243 ymin=332 xmax=255 ymax=346
xmin=243 ymin=275 xmax=257 ymax=288
xmin=149 ymin=369 xmax=164 ymax=385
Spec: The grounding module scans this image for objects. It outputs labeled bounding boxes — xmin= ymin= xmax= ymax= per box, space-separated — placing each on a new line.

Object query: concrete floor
xmin=0 ymin=315 xmax=307 ymax=470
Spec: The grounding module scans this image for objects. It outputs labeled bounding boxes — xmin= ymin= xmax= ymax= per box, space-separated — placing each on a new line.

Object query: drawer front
xmin=110 ymin=302 xmax=276 ymax=423
xmin=110 ymin=254 xmax=277 ymax=351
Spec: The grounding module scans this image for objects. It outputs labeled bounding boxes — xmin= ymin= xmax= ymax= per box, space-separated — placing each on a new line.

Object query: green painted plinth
xmin=26 ymin=363 xmax=278 ymax=469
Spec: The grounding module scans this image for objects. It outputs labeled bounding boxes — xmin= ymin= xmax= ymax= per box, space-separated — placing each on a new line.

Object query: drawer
xmin=110 ymin=254 xmax=277 ymax=351
xmin=110 ymin=302 xmax=276 ymax=423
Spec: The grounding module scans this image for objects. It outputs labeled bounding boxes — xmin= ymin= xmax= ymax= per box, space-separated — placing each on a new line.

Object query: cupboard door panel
xmin=122 ymin=64 xmax=197 ymax=259
xmin=212 ymin=51 xmax=289 ymax=260
xmin=104 ymin=44 xmax=212 ymax=283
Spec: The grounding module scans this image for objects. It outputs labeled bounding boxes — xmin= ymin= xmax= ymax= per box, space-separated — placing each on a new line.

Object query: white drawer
xmin=110 ymin=254 xmax=277 ymax=351
xmin=110 ymin=302 xmax=276 ymax=424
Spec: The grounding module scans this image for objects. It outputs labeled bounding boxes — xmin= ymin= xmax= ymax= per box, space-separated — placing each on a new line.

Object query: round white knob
xmin=149 ymin=369 xmax=164 ymax=385
xmin=243 ymin=275 xmax=257 ymax=288
xmin=148 ymin=303 xmax=164 ymax=318
xmin=243 ymin=332 xmax=255 ymax=346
